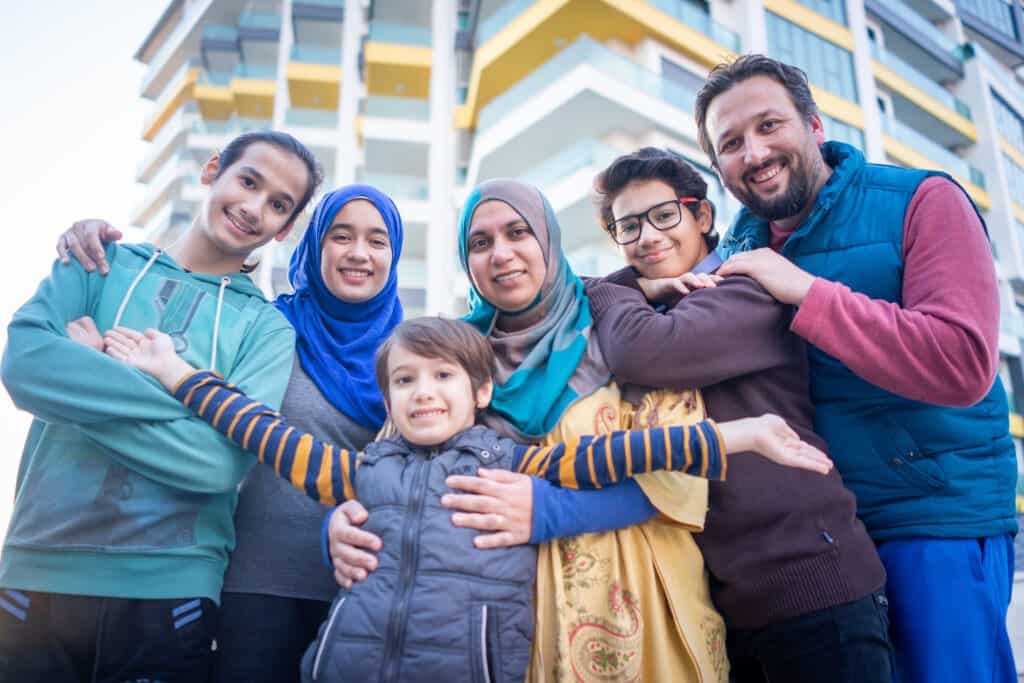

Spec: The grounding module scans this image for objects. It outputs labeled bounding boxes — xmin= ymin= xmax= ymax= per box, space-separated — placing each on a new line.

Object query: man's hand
xmin=637 ymin=272 xmax=721 ymax=302
xmin=719 ymin=248 xmax=815 ymax=305
xmin=103 ymin=327 xmax=193 ymax=389
xmin=66 ymin=316 xmax=104 ymax=352
xmin=57 ymin=219 xmax=123 ymax=275
xmin=718 ymin=414 xmax=833 ymax=475
xmin=441 ymin=468 xmax=533 ymax=549
xmin=328 ymin=500 xmax=382 ymax=589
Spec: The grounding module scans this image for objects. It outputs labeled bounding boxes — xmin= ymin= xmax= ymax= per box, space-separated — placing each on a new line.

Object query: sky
xmin=0 ymin=2 xmax=166 ymax=531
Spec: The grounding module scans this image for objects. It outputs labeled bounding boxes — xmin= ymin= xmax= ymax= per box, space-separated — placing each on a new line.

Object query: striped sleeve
xmin=174 ymin=370 xmax=359 ymax=504
xmin=512 ymin=420 xmax=726 ymax=489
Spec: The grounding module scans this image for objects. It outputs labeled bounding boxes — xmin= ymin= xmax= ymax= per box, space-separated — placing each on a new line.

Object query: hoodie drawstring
xmin=209 ymin=276 xmax=230 ymax=372
xmin=113 ymin=249 xmax=162 ymax=328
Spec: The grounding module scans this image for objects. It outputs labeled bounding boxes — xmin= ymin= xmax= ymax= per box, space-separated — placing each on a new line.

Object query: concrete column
xmin=272 ymin=0 xmax=292 ymax=130
xmin=425 ymin=0 xmax=458 ymax=315
xmin=336 ymin=0 xmax=365 ymax=186
xmin=846 ymin=0 xmax=884 ymax=162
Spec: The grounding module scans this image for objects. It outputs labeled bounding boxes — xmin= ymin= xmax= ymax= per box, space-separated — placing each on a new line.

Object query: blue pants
xmin=877 ymin=534 xmax=1016 ymax=683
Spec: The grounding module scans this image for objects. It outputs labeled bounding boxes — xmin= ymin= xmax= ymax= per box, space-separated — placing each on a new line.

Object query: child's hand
xmin=720 ymin=414 xmax=833 ymax=475
xmin=637 ymin=272 xmax=721 ymax=302
xmin=66 ymin=316 xmax=104 ymax=352
xmin=103 ymin=327 xmax=193 ymax=389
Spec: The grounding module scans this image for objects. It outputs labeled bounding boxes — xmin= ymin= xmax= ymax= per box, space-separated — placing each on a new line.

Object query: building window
xmin=766 ymin=13 xmax=859 ymax=102
xmin=960 ymin=0 xmax=1019 ymax=41
xmin=821 ymin=114 xmax=865 ymax=149
xmin=795 ymin=0 xmax=847 ymax=25
xmin=1005 ymin=155 xmax=1024 ymax=205
xmin=993 ymin=90 xmax=1024 ymax=151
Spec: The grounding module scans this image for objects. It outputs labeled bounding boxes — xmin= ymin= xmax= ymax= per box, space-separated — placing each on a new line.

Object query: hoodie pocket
xmin=311 ymin=596 xmax=347 ymax=681
xmin=470 ymin=603 xmax=502 ymax=683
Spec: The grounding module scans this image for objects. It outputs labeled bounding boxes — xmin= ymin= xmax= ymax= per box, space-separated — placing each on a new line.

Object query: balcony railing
xmin=239 ymin=11 xmax=281 ymax=31
xmin=519 ymin=138 xmax=621 ymax=189
xmin=291 ymin=44 xmax=342 ymax=65
xmin=364 ymin=96 xmax=431 ymax=120
xmin=199 ymin=71 xmax=233 ymax=86
xmin=872 ymin=43 xmax=971 ymax=120
xmin=870 ymin=0 xmax=961 ymax=56
xmin=882 ymin=116 xmax=985 ymax=187
xmin=201 ymin=24 xmax=239 ymax=44
xmin=367 ymin=22 xmax=432 ymax=46
xmin=285 ymin=107 xmax=339 ymax=128
xmin=235 ymin=63 xmax=277 ymax=80
xmin=478 ymin=0 xmax=739 ymax=51
xmin=478 ymin=35 xmax=698 ymax=131
xmin=959 ymin=0 xmax=1019 ymax=41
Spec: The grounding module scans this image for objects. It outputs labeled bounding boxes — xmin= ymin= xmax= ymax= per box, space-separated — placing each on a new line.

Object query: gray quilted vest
xmin=301 ymin=425 xmax=537 ymax=683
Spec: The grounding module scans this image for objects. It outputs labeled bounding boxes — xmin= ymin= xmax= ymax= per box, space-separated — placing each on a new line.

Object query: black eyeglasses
xmin=605 ymin=197 xmax=701 ymax=245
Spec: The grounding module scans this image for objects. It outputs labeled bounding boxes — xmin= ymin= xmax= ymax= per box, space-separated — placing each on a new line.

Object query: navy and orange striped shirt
xmin=174 ymin=370 xmax=727 ymax=506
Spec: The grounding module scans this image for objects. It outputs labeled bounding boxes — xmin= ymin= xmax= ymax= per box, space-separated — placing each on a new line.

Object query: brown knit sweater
xmin=586 ymin=268 xmax=885 ymax=630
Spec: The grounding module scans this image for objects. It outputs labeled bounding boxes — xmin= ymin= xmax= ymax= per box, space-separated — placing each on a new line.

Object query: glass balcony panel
xmin=285 ymin=107 xmax=340 ymax=128
xmin=478 ymin=35 xmax=698 ymax=131
xmin=872 ymin=43 xmax=971 ymax=119
xmin=296 ymin=0 xmax=344 ymax=7
xmin=199 ymin=70 xmax=234 ymax=86
xmin=367 ymin=22 xmax=432 ymax=46
xmin=870 ymin=0 xmax=960 ymax=55
xmin=202 ymin=24 xmax=239 ymax=42
xmin=646 ymin=0 xmax=741 ymax=51
xmin=518 ymin=139 xmax=621 ymax=189
xmin=359 ymin=172 xmax=429 ymax=199
xmin=364 ymin=96 xmax=431 ymax=120
xmin=235 ymin=63 xmax=277 ymax=79
xmin=291 ymin=44 xmax=342 ymax=64
xmin=239 ymin=11 xmax=281 ymax=31
xmin=882 ymin=116 xmax=984 ymax=186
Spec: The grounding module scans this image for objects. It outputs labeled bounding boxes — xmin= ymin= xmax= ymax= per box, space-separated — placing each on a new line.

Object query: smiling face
xmin=465 ymin=199 xmax=547 ymax=313
xmin=197 ymin=142 xmax=309 ymax=268
xmin=611 ymin=179 xmax=712 ymax=278
xmin=319 ymin=199 xmax=393 ymax=303
xmin=705 ymin=75 xmax=830 ymax=230
xmin=385 ymin=343 xmax=493 ymax=447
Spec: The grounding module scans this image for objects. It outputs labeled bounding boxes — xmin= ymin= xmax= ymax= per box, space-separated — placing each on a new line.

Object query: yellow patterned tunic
xmin=527 ymin=383 xmax=728 ymax=683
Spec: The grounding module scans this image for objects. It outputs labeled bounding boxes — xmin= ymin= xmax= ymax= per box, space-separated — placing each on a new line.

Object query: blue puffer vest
xmin=301 ymin=426 xmax=536 ymax=683
xmin=721 ymin=141 xmax=1017 ymax=542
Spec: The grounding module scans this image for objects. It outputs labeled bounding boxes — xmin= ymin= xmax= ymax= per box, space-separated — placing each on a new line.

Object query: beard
xmin=731 ymin=153 xmax=819 ymax=222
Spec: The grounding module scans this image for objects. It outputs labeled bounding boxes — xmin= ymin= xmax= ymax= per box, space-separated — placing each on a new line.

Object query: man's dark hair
xmin=216 ymin=130 xmax=324 ymax=224
xmin=695 ymin=54 xmax=819 ymax=168
xmin=375 ymin=317 xmax=495 ymax=406
xmin=594 ymin=147 xmax=719 ymax=251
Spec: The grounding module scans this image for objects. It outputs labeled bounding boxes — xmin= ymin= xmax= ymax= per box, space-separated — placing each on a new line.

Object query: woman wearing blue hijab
xmin=214 ymin=184 xmax=403 ymax=683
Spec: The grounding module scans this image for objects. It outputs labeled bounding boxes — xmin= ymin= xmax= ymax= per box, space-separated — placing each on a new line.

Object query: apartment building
xmin=133 ymin=0 xmax=1024 ymax=493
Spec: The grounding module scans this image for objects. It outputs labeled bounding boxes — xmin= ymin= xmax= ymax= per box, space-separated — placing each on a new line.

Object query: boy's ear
xmin=200 ymin=152 xmax=221 ymax=186
xmin=475 ymin=379 xmax=494 ymax=410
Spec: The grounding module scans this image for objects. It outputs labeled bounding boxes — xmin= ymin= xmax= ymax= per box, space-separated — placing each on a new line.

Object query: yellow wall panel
xmin=363 ymin=43 xmax=432 ymax=99
xmin=232 ymin=78 xmax=275 ymax=119
xmin=142 ymin=67 xmax=200 ymax=141
xmin=287 ymin=62 xmax=341 ymax=109
xmin=195 ymin=84 xmax=235 ymax=120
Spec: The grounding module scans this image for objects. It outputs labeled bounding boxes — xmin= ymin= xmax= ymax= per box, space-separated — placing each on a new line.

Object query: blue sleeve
xmin=529 ymin=478 xmax=658 ymax=544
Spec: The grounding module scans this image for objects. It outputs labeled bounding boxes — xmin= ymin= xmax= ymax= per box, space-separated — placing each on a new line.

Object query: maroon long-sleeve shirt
xmin=587 ymin=270 xmax=885 ymax=629
xmin=778 ymin=177 xmax=1000 ymax=406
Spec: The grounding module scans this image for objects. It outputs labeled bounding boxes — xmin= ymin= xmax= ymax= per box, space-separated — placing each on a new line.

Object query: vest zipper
xmin=480 ymin=604 xmax=492 ymax=683
xmin=381 ymin=453 xmax=433 ymax=683
xmin=311 ymin=596 xmax=346 ymax=680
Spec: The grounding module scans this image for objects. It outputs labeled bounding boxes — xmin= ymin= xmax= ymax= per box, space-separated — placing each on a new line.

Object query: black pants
xmin=0 ymin=588 xmax=216 ymax=683
xmin=727 ymin=591 xmax=895 ymax=683
xmin=211 ymin=592 xmax=331 ymax=683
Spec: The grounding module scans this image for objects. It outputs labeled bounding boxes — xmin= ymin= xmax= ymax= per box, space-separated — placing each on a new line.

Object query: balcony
xmin=239 ymin=11 xmax=281 ymax=37
xmin=131 ymin=156 xmax=201 ymax=228
xmin=285 ymin=107 xmax=339 ymax=128
xmin=871 ymin=43 xmax=976 ymax=143
xmin=137 ymin=108 xmax=197 ymax=183
xmin=470 ymin=35 xmax=701 ymax=185
xmin=866 ymin=0 xmax=965 ymax=79
xmin=880 ymin=116 xmax=989 ymax=207
xmin=231 ymin=64 xmax=276 ymax=119
xmin=142 ymin=62 xmax=200 ymax=141
xmin=363 ymin=23 xmax=433 ymax=99
xmin=458 ymin=0 xmax=737 ymax=129
xmin=359 ymin=172 xmax=429 ymax=200
xmin=287 ymin=44 xmax=342 ymax=109
xmin=364 ymin=96 xmax=430 ymax=120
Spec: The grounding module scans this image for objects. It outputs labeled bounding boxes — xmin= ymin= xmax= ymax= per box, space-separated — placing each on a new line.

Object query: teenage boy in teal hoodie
xmin=0 ymin=131 xmax=320 ymax=682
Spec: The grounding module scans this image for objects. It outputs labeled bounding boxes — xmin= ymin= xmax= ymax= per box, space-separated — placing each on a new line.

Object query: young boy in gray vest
xmin=100 ymin=315 xmax=831 ymax=683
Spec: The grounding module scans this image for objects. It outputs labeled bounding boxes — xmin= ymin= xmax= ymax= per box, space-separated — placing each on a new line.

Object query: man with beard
xmin=694 ymin=55 xmax=1016 ymax=683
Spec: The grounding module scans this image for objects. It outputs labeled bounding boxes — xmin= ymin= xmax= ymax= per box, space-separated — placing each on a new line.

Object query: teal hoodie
xmin=0 ymin=243 xmax=295 ymax=602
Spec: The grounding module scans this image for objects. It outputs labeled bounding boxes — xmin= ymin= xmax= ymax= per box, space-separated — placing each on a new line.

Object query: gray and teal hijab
xmin=458 ymin=179 xmax=610 ymax=441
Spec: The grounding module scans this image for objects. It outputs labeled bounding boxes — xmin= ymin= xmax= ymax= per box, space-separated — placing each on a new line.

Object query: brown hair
xmin=594 ymin=147 xmax=719 ymax=251
xmin=695 ymin=54 xmax=818 ymax=168
xmin=374 ymin=317 xmax=495 ymax=405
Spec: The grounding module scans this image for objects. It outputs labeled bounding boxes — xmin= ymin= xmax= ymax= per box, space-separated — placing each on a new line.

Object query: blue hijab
xmin=275 ymin=185 xmax=404 ymax=431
